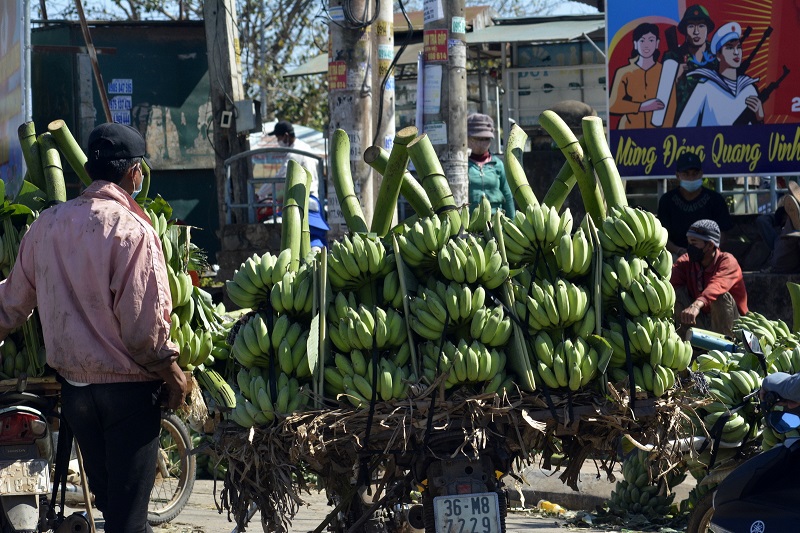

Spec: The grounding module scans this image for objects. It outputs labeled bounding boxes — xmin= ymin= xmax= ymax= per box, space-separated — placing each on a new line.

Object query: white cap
xmin=711 ymin=22 xmax=742 ymax=55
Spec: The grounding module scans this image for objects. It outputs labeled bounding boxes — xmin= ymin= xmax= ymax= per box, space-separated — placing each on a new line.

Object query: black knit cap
xmin=678 ymin=4 xmax=715 ymax=35
xmin=687 ymin=219 xmax=721 ymax=248
xmin=87 ymin=122 xmax=146 ymax=163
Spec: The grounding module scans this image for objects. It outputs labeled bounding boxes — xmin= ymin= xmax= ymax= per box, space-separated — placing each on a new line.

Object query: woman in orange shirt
xmin=610 ymin=22 xmax=666 ymax=129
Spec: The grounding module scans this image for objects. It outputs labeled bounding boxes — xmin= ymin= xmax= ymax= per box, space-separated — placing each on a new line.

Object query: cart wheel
xmin=686 ymin=490 xmax=715 ymax=533
xmin=147 ymin=412 xmax=196 ymax=525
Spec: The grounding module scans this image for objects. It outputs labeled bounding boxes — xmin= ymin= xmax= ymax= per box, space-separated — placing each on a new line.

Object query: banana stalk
xmin=17 ymin=122 xmax=46 ymax=192
xmin=331 ymin=129 xmax=368 ymax=233
xmin=406 ymin=134 xmax=461 ymax=229
xmin=281 ymin=160 xmax=307 ymax=272
xmin=47 ymin=119 xmax=92 ymax=187
xmin=37 ymin=133 xmax=67 ymax=203
xmin=538 ymin=110 xmax=605 ymax=223
xmin=139 ymin=159 xmax=151 ymax=203
xmin=301 ymin=167 xmax=312 ymax=258
xmin=369 ymin=126 xmax=419 ymax=236
xmin=492 ymin=208 xmax=536 ymax=392
xmin=392 ymin=233 xmax=419 ymax=379
xmin=582 ymin=117 xmax=627 ymax=210
xmin=788 ymin=282 xmax=800 ymax=333
xmin=363 ymin=146 xmax=434 ymax=218
xmin=505 ymin=124 xmax=538 ymax=211
xmin=541 ymin=161 xmax=576 ymax=210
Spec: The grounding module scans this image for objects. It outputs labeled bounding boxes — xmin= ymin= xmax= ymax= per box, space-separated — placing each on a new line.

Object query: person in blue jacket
xmin=467 ymin=113 xmax=515 ymax=216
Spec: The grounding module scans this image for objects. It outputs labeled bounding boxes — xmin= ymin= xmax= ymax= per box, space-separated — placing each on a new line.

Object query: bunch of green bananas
xmin=229 ymin=369 xmax=309 ymax=427
xmin=469 ymin=305 xmax=513 ymax=347
xmin=766 ymin=343 xmax=800 ymax=374
xmin=328 ymin=300 xmax=407 ymax=352
xmin=395 ymin=214 xmax=454 ymax=268
xmin=328 ymin=233 xmax=394 ymax=290
xmin=598 ymin=206 xmax=668 ymax=259
xmin=170 ymin=313 xmax=213 ymax=370
xmin=225 ymin=249 xmax=292 ymax=309
xmin=609 ymin=362 xmax=676 ymax=397
xmin=0 ymin=221 xmax=25 ymax=277
xmin=466 ymin=195 xmax=493 ymax=233
xmin=601 ymin=251 xmax=671 ymax=297
xmin=761 ymin=413 xmax=800 ymax=451
xmin=209 ymin=324 xmax=233 ymax=362
xmin=269 ymin=262 xmax=314 ymax=316
xmin=511 ymin=275 xmax=589 ymax=332
xmin=692 ymin=349 xmax=735 ymax=373
xmin=0 ymin=337 xmax=44 ymax=380
xmin=501 ymin=204 xmax=573 ymax=267
xmin=418 ymin=339 xmax=509 ymax=390
xmin=698 ymin=368 xmax=763 ymax=446
xmin=196 ymin=367 xmax=236 ymax=410
xmin=408 ymin=281 xmax=486 ymax=340
xmin=231 ymin=313 xmax=308 ymax=375
xmin=533 ymin=334 xmax=599 ymax=391
xmin=553 ymin=226 xmax=593 ymax=279
xmin=733 ymin=311 xmax=793 ymax=353
xmin=380 ymin=269 xmax=405 ymax=309
xmin=605 ymin=316 xmax=692 ymax=372
xmin=608 ymin=449 xmax=675 ymax=518
xmin=437 ymin=235 xmax=509 ymax=289
xmin=166 ymin=263 xmax=193 ymax=309
xmin=325 ymin=347 xmax=413 ymax=406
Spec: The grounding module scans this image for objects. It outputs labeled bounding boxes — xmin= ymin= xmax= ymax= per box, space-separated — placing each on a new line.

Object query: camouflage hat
xmin=678 ymin=4 xmax=715 ymax=35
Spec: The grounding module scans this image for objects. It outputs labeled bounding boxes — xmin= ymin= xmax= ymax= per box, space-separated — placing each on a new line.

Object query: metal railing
xmin=223 ymin=147 xmax=324 ymax=224
xmin=624 ymin=175 xmax=793 ymax=215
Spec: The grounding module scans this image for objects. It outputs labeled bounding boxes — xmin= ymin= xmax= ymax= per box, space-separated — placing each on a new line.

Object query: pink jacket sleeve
xmin=0 ymin=232 xmax=39 ymax=338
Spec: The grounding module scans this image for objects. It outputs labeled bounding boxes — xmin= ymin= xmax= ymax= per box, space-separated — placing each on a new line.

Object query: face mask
xmin=687 ymin=244 xmax=705 ymax=263
xmin=131 ymin=169 xmax=143 ymax=199
xmin=680 ymin=179 xmax=703 ymax=192
xmin=278 ymin=138 xmax=291 ymax=148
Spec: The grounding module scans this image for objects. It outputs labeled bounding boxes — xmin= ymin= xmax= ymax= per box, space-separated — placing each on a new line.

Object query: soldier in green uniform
xmin=662 ymin=5 xmax=717 ymax=126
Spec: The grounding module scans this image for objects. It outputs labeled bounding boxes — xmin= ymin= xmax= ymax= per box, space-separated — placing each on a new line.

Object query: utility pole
xmin=373 ymin=0 xmax=396 ymax=222
xmin=204 ymin=0 xmax=250 ymax=227
xmin=328 ymin=0 xmax=374 ymax=230
xmin=422 ymin=0 xmax=468 ymax=205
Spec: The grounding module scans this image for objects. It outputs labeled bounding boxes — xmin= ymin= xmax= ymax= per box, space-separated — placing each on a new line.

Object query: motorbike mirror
xmin=766 ymin=410 xmax=800 ymax=434
xmin=741 ymin=330 xmax=764 ymax=356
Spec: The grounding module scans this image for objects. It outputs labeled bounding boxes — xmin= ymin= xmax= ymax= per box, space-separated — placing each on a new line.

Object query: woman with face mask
xmin=466 ymin=113 xmax=515 ymax=216
xmin=670 ymin=219 xmax=748 ymax=337
xmin=657 ymin=151 xmax=734 ymax=257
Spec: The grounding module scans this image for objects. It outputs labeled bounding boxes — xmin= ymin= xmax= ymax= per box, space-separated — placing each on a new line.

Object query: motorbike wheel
xmin=147 ymin=413 xmax=196 ymax=525
xmin=686 ymin=490 xmax=715 ymax=533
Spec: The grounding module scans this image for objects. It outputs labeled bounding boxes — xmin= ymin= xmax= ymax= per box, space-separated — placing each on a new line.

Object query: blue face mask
xmin=131 ymin=167 xmax=143 ymax=199
xmin=680 ymin=179 xmax=703 ymax=192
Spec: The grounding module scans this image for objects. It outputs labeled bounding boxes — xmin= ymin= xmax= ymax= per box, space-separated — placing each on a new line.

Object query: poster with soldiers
xmin=607 ymin=1 xmax=799 ymax=177
xmin=0 ymin=0 xmax=26 ymax=197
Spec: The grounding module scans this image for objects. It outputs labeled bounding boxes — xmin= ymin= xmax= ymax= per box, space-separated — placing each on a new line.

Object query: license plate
xmin=433 ymin=492 xmax=501 ymax=533
xmin=0 ymin=460 xmax=50 ymax=495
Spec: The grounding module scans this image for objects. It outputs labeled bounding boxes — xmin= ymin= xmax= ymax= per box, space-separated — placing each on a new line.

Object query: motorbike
xmin=324 ymin=427 xmax=510 ymax=533
xmin=683 ymin=328 xmax=800 ymax=532
xmin=0 ymin=378 xmax=63 ymax=533
xmin=705 ymin=391 xmax=800 ymax=532
xmin=403 ymin=430 xmax=509 ymax=533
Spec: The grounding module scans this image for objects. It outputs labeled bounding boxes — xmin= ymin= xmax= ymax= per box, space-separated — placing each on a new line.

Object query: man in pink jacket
xmin=0 ymin=122 xmax=186 ymax=532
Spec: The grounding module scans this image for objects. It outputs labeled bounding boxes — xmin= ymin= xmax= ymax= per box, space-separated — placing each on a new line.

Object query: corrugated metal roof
xmin=286 ymin=16 xmax=604 ymax=77
xmin=466 ymin=18 xmax=604 ymax=44
xmin=284 ymin=42 xmax=425 ymax=77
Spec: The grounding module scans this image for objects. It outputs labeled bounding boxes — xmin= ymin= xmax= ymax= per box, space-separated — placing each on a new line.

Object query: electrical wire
xmin=342 ymin=0 xmax=379 ymax=29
